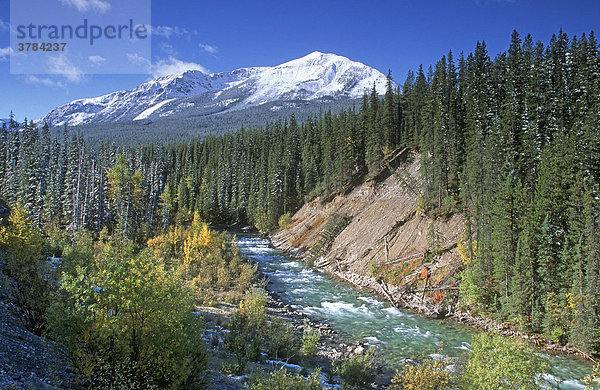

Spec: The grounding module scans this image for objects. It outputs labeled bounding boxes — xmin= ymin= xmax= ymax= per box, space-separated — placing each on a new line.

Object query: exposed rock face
xmin=0 ymin=300 xmax=75 ymax=389
xmin=272 ymin=150 xmax=466 ymax=317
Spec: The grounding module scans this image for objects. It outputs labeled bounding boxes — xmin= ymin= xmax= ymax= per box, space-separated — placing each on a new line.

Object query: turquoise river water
xmin=234 ymin=233 xmax=593 ymax=389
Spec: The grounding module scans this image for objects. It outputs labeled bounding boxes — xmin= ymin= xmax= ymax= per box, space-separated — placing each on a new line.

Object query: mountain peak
xmin=304 ymin=50 xmax=334 ymax=58
xmin=39 ymin=52 xmax=396 ymax=127
xmin=283 ymin=51 xmax=351 ymax=66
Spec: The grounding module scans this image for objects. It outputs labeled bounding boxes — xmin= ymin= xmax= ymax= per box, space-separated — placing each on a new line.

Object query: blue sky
xmin=1 ymin=0 xmax=599 ymax=121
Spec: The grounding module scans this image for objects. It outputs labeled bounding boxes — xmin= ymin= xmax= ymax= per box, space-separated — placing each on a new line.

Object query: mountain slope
xmin=40 ymin=52 xmax=393 ymax=127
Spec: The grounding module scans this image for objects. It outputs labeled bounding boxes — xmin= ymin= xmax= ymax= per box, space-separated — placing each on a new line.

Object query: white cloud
xmin=126 ymin=54 xmax=209 ymax=78
xmin=25 ymin=75 xmax=66 ymax=88
xmin=0 ymin=47 xmax=14 ymax=62
xmin=60 ymin=0 xmax=111 ymax=13
xmin=151 ymin=25 xmax=197 ymax=39
xmin=88 ymin=55 xmax=106 ymax=65
xmin=0 ymin=17 xmax=8 ymax=31
xmin=47 ymin=54 xmax=84 ymax=83
xmin=127 ymin=53 xmax=151 ymax=71
xmin=152 ymin=26 xmax=175 ymax=38
xmin=159 ymin=42 xmax=176 ymax=55
xmin=200 ymin=43 xmax=218 ymax=55
xmin=151 ymin=56 xmax=209 ymax=78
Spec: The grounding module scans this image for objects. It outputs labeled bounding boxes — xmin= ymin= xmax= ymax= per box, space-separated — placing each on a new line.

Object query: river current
xmin=234 ymin=233 xmax=592 ymax=389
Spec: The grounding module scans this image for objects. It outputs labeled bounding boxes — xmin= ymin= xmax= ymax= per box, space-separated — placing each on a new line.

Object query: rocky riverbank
xmin=270 ymin=234 xmax=596 ymax=365
xmin=197 ymin=287 xmax=387 ymax=389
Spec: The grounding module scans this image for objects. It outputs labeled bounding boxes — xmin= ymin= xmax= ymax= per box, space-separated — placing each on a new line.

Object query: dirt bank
xmin=272 ymin=150 xmax=465 ymax=319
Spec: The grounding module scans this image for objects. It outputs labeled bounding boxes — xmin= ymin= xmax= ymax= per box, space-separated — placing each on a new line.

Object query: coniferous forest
xmin=1 ymin=30 xmax=600 ymax=385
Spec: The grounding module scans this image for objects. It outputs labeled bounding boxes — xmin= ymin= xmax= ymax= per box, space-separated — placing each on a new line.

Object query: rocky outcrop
xmin=0 ymin=298 xmax=75 ymax=389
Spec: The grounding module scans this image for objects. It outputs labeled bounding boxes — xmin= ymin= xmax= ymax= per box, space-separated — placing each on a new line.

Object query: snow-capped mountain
xmin=40 ymin=51 xmax=394 ymax=127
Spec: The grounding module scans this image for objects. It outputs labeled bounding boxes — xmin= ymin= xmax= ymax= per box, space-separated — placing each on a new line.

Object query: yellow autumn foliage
xmin=0 ymin=204 xmax=43 ymax=269
xmin=0 ymin=204 xmax=47 ymax=332
xmin=147 ymin=226 xmax=186 ymax=263
xmin=584 ymin=362 xmax=600 ymax=390
xmin=457 ymin=234 xmax=477 ymax=266
xmin=391 ymin=356 xmax=453 ymax=390
xmin=147 ymin=212 xmax=256 ymax=305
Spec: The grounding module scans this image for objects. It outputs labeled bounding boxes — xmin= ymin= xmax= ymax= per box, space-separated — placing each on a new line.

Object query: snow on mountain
xmin=39 ymin=52 xmax=395 ymax=127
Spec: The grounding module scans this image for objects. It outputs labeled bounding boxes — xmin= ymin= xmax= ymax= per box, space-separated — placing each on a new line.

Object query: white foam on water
xmin=453 ymin=341 xmax=471 ymax=350
xmin=281 ymin=261 xmax=302 ymax=268
xmin=299 ymin=269 xmax=326 ymax=280
xmin=289 ymin=288 xmax=310 ymax=296
xmin=325 ymin=301 xmax=376 ymax=317
xmin=303 ymin=301 xmax=375 ymax=318
xmin=393 ymin=325 xmax=432 ymax=338
xmin=246 ymin=246 xmax=273 ymax=255
xmin=539 ymin=373 xmax=585 ymax=390
xmin=560 ymin=379 xmax=586 ymax=389
xmin=382 ymin=306 xmax=411 ymax=317
xmin=301 ymin=306 xmax=320 ymax=317
xmin=357 ymin=296 xmax=384 ymax=307
xmin=364 ymin=336 xmax=386 ymax=345
xmin=275 ymin=274 xmax=318 ymax=285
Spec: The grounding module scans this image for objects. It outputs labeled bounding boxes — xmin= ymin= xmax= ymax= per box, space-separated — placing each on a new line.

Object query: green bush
xmin=47 ymin=243 xmax=207 ymax=388
xmin=0 ymin=205 xmax=49 ymax=334
xmin=301 ymin=326 xmax=320 ymax=357
xmin=584 ymin=362 xmax=600 ymax=389
xmin=264 ymin=317 xmax=300 ymax=362
xmin=227 ymin=288 xmax=303 ymax=366
xmin=278 ymin=212 xmax=293 ymax=229
xmin=254 ymin=209 xmax=277 ymax=233
xmin=332 ymin=350 xmax=376 ymax=388
xmin=147 ymin=216 xmax=257 ymax=305
xmin=247 ymin=369 xmax=322 ymax=390
xmin=460 ymin=333 xmax=548 ymax=390
xmin=226 ymin=288 xmax=268 ymax=369
xmin=390 ymin=356 xmax=453 ymax=390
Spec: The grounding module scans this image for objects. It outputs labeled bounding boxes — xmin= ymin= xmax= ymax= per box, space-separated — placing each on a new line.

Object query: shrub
xmin=301 ymin=326 xmax=320 ymax=357
xmin=47 ymin=243 xmax=207 ymax=388
xmin=460 ymin=333 xmax=548 ymax=390
xmin=247 ymin=369 xmax=322 ymax=390
xmin=584 ymin=362 xmax=600 ymax=390
xmin=264 ymin=317 xmax=300 ymax=362
xmin=390 ymin=356 xmax=453 ymax=390
xmin=148 ymin=213 xmax=256 ymax=305
xmin=332 ymin=350 xmax=376 ymax=388
xmin=225 ymin=288 xmax=268 ymax=369
xmin=0 ymin=204 xmax=49 ymax=333
xmin=240 ymin=287 xmax=268 ymax=326
xmin=278 ymin=212 xmax=293 ymax=229
xmin=254 ymin=209 xmax=277 ymax=233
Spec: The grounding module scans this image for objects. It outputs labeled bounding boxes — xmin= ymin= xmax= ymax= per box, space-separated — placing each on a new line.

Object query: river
xmin=234 ymin=233 xmax=592 ymax=389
